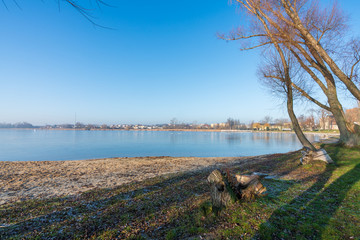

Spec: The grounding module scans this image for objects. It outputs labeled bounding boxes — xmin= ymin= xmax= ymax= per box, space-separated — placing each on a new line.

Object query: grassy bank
xmin=1 ymin=144 xmax=359 ymax=239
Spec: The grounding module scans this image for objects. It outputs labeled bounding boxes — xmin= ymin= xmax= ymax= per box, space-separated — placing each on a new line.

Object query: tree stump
xmin=300 ymin=148 xmax=333 ymax=164
xmin=207 ymin=169 xmax=234 ymax=209
xmin=207 ymin=169 xmax=267 ymax=209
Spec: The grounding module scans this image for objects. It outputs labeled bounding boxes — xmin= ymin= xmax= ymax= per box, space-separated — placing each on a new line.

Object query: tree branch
xmin=350 ymin=59 xmax=360 ymax=80
xmin=289 ymin=46 xmax=329 ymax=94
xmin=292 ymin=83 xmax=331 ymax=111
xmin=239 ymin=42 xmax=272 ymax=51
xmin=218 ymin=33 xmax=267 ymax=41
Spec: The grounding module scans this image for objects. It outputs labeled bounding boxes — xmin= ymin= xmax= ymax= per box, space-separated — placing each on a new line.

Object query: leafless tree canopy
xmin=222 ymin=0 xmax=360 ymax=146
xmin=2 ymin=0 xmax=110 ymax=27
xmin=222 ymin=0 xmax=360 ymax=97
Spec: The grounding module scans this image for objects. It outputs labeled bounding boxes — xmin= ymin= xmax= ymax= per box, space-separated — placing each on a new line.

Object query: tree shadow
xmin=0 ymin=165 xmax=215 ymax=239
xmin=257 ymin=158 xmax=360 ymax=239
xmin=2 ymin=150 xmax=344 ymax=239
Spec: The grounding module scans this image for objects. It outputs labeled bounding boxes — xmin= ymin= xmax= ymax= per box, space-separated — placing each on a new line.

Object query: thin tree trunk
xmin=253 ymin=6 xmax=317 ymax=150
xmin=286 ymin=76 xmax=316 ymax=151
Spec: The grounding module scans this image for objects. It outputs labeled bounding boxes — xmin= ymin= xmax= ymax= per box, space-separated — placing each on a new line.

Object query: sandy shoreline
xmin=0 ymin=155 xmax=271 ymax=206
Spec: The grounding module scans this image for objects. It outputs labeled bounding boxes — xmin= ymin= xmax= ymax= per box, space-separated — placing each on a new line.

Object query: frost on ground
xmin=0 ymin=156 xmax=257 ymax=205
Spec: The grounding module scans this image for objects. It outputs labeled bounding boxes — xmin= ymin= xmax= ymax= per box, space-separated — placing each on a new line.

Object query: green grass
xmin=0 ymin=145 xmax=359 ymax=239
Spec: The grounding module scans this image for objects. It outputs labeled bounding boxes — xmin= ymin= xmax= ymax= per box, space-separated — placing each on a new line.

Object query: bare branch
xmin=289 ymin=44 xmax=329 ymax=93
xmin=292 ymin=82 xmax=331 ymax=111
xmin=2 ymin=0 xmax=8 ymax=10
xmin=350 ymin=59 xmax=360 ymax=81
xmin=1 ymin=0 xmax=112 ymax=28
xmin=218 ymin=33 xmax=267 ymax=41
xmin=263 ymin=75 xmax=283 ymax=81
xmin=239 ymin=42 xmax=272 ymax=51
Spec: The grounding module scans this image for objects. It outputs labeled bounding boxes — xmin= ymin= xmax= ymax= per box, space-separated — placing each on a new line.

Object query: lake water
xmin=0 ymin=129 xmax=320 ymax=161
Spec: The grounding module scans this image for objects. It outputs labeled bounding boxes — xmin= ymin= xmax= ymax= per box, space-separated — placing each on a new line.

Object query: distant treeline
xmin=0 ymin=122 xmax=35 ymax=128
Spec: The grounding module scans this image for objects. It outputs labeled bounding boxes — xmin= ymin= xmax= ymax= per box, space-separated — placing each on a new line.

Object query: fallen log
xmin=233 ymin=174 xmax=267 ymax=201
xmin=207 ymin=169 xmax=267 ymax=209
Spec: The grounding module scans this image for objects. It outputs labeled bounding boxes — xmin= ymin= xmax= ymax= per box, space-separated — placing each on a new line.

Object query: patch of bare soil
xmin=0 ymin=150 xmax=321 ymax=206
xmin=0 ymin=156 xmax=256 ymax=205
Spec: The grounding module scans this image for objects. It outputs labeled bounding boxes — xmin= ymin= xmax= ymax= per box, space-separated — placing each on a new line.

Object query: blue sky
xmin=0 ymin=0 xmax=359 ymax=125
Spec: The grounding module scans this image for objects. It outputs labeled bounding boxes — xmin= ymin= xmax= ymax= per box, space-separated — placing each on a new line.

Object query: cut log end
xmin=207 ymin=169 xmax=267 ymax=209
xmin=207 ymin=169 xmax=233 ymax=209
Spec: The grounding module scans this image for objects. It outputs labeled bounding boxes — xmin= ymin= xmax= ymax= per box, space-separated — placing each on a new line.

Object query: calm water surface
xmin=0 ymin=129 xmax=320 ymax=161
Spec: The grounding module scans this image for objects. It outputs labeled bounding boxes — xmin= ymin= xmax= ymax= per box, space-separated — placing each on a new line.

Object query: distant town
xmin=1 ymin=107 xmax=359 ymax=132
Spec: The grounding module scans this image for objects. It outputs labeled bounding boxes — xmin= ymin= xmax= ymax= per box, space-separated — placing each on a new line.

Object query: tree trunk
xmin=324 ymin=73 xmax=360 ymax=146
xmin=286 ymin=76 xmax=316 ymax=151
xmin=305 ymin=41 xmax=360 ymax=146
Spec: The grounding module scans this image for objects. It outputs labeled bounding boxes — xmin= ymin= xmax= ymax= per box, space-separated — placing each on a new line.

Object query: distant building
xmin=252 ymin=123 xmax=270 ymax=131
xmin=270 ymin=124 xmax=283 ymax=131
xmin=252 ymin=122 xmax=292 ymax=131
xmin=320 ymin=115 xmax=338 ymax=130
xmin=282 ymin=122 xmax=292 ymax=131
xmin=346 ymin=107 xmax=360 ymax=124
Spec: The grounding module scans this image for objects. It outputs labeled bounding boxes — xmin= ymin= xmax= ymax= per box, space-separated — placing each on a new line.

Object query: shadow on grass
xmin=257 ymin=157 xmax=360 ymax=239
xmin=0 ymin=151 xmax=325 ymax=239
xmin=0 ymin=167 xmax=213 ymax=239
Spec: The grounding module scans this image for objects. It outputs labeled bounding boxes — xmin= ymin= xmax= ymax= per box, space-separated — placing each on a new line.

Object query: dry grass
xmin=0 ymin=155 xmax=268 ymax=205
xmin=1 ymin=145 xmax=358 ymax=239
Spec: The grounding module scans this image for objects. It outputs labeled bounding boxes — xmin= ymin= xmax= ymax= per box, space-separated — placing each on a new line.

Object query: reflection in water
xmin=170 ymin=132 xmax=182 ymax=144
xmin=0 ymin=130 xmax=321 ymax=161
xmin=225 ymin=133 xmax=242 ymax=145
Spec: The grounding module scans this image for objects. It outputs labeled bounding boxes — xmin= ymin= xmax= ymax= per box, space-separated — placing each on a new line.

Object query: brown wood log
xmin=207 ymin=169 xmax=233 ymax=209
xmin=235 ymin=174 xmax=267 ymax=201
xmin=207 ymin=170 xmax=267 ymax=208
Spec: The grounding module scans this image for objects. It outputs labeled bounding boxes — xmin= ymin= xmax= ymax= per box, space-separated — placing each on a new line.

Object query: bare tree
xmin=274 ymin=118 xmax=289 ymax=125
xmin=317 ymin=109 xmax=331 ymax=130
xmin=304 ymin=115 xmax=315 ymax=130
xmin=222 ymin=0 xmax=360 ymax=146
xmin=170 ymin=118 xmax=178 ymax=129
xmin=227 ymin=118 xmax=241 ymax=129
xmin=259 ymin=47 xmax=316 ymax=150
xmin=261 ymin=115 xmax=273 ymax=124
xmin=278 ymin=0 xmax=360 ymax=100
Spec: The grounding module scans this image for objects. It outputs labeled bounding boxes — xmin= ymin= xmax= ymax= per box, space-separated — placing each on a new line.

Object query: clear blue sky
xmin=0 ymin=0 xmax=359 ymax=125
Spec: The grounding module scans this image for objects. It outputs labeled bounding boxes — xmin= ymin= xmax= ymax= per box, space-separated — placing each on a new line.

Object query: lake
xmin=0 ymin=129 xmax=320 ymax=161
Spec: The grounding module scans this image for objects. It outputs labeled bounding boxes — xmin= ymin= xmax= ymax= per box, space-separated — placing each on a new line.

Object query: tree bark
xmin=286 ymin=75 xmax=317 ymax=151
xmin=290 ymin=35 xmax=360 ymax=146
xmin=207 ymin=169 xmax=234 ymax=209
xmin=307 ymin=45 xmax=360 ymax=146
xmin=207 ymin=169 xmax=267 ymax=209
